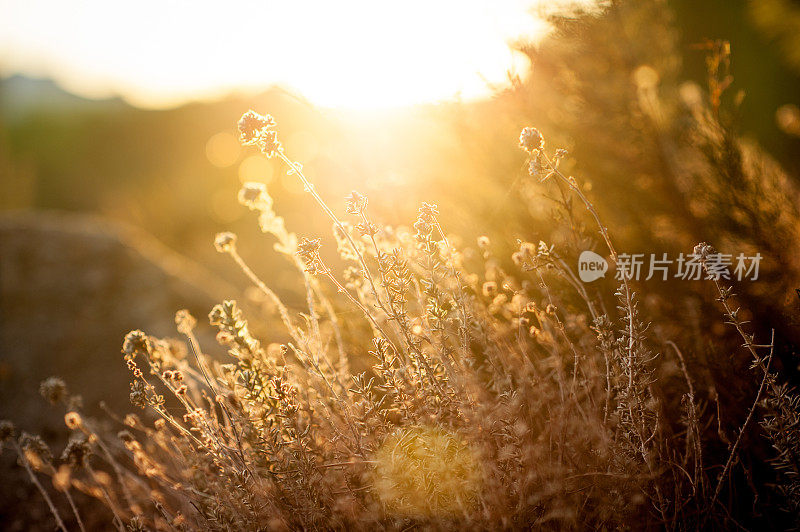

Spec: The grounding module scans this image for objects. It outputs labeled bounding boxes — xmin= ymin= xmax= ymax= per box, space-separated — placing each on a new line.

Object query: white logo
xmin=578 ymin=250 xmax=609 ymax=282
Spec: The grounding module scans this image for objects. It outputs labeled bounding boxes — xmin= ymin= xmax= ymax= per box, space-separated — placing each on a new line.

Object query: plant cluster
xmin=3 ymin=105 xmax=800 ymax=530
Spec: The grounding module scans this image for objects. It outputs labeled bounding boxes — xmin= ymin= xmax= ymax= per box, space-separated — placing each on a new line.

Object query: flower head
xmin=40 ymin=377 xmax=67 ymax=405
xmin=64 ymin=412 xmax=82 ymax=430
xmin=238 ymin=110 xmax=282 ymax=158
xmin=175 ymin=309 xmax=197 ymax=334
xmin=519 ymin=127 xmax=544 ymax=152
xmin=214 ymin=232 xmax=237 ymax=253
xmin=123 ymin=330 xmax=152 ymax=359
xmin=61 ymin=437 xmax=90 ymax=468
xmin=238 ymin=110 xmax=275 ymax=144
xmin=297 ymin=237 xmax=321 ymax=261
xmin=345 ymin=191 xmax=367 ymax=215
xmin=238 ymin=182 xmax=270 ymax=210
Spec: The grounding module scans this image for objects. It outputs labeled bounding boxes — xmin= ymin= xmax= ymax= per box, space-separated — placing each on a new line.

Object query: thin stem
xmin=14 ymin=442 xmax=68 ymax=532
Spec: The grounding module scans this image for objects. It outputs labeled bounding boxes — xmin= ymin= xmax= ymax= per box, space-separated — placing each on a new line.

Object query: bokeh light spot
xmin=238 ymin=155 xmax=274 ymax=184
xmin=206 ymin=131 xmax=241 ymax=168
xmin=373 ymin=426 xmax=481 ymax=517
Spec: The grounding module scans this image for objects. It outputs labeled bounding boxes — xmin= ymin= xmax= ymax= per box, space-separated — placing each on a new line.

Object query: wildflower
xmin=19 ymin=433 xmax=52 ymax=466
xmin=297 ymin=238 xmax=324 ymax=274
xmin=418 ymin=202 xmax=439 ymax=222
xmin=123 ymin=330 xmax=152 ymax=359
xmin=238 ymin=111 xmax=282 ymax=157
xmin=356 ymin=221 xmax=377 ymax=236
xmin=39 ymin=377 xmax=67 ymax=405
xmin=175 ymin=309 xmax=197 ymax=334
xmin=297 ymin=237 xmax=322 ymax=265
xmin=64 ymin=412 xmax=82 ymax=430
xmin=237 ymin=110 xmax=275 ymax=144
xmin=61 ymin=437 xmax=90 ymax=468
xmin=214 ymin=232 xmax=237 ymax=253
xmin=414 ymin=203 xmax=439 ymax=240
xmin=519 ymin=127 xmax=544 ymax=152
xmin=345 ymin=190 xmax=367 ymax=215
xmin=216 ymin=330 xmax=234 ymax=345
xmin=238 ymin=181 xmax=270 ymax=210
xmin=209 ymin=303 xmax=226 ymax=327
xmin=693 ymin=242 xmax=715 ymax=260
xmin=129 ymin=381 xmax=148 ymax=409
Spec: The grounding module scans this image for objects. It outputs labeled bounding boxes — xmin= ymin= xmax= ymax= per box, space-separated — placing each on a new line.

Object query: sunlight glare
xmin=0 ymin=0 xmax=563 ymax=109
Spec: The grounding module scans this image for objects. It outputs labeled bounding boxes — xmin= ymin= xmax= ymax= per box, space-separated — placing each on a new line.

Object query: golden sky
xmin=0 ymin=0 xmax=575 ymax=109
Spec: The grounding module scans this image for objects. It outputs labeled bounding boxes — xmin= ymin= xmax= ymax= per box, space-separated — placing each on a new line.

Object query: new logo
xmin=578 ymin=250 xmax=609 ymax=282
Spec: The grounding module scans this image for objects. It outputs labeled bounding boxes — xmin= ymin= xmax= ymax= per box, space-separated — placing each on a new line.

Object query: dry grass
xmin=3 ymin=104 xmax=799 ymax=530
xmin=4 ymin=5 xmax=800 ymax=528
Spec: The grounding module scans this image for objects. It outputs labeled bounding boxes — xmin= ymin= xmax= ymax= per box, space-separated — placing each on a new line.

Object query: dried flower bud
xmin=296 ymin=237 xmax=324 ymax=274
xmin=61 ymin=437 xmax=90 ymax=468
xmin=39 ymin=377 xmax=67 ymax=405
xmin=175 ymin=309 xmax=197 ymax=334
xmin=129 ymin=381 xmax=148 ymax=409
xmin=345 ymin=191 xmax=367 ymax=215
xmin=238 ymin=110 xmax=276 ymax=144
xmin=123 ymin=330 xmax=152 ymax=359
xmin=214 ymin=232 xmax=237 ymax=253
xmin=64 ymin=412 xmax=82 ymax=430
xmin=519 ymin=127 xmax=544 ymax=152
xmin=20 ymin=433 xmax=52 ymax=465
xmin=693 ymin=242 xmax=715 ymax=260
xmin=297 ymin=237 xmax=321 ymax=260
xmin=477 ymin=236 xmax=491 ymax=249
xmin=238 ymin=181 xmax=270 ymax=210
xmin=0 ymin=420 xmax=15 ymax=443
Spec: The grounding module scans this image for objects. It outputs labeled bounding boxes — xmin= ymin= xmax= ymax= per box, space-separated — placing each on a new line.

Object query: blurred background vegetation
xmin=3 ymin=0 xmax=800 ymax=528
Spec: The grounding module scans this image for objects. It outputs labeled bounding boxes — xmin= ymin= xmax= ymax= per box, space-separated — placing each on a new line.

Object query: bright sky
xmin=0 ymin=0 xmax=576 ymax=109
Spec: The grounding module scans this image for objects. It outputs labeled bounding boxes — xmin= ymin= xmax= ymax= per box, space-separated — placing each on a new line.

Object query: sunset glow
xmin=0 ymin=0 xmax=558 ymax=109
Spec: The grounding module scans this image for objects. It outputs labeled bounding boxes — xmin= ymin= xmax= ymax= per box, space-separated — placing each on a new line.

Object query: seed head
xmin=20 ymin=433 xmax=52 ymax=465
xmin=214 ymin=232 xmax=237 ymax=253
xmin=40 ymin=377 xmax=67 ymax=405
xmin=238 ymin=110 xmax=276 ymax=144
xmin=238 ymin=111 xmax=282 ymax=157
xmin=123 ymin=330 xmax=152 ymax=359
xmin=175 ymin=309 xmax=197 ymax=334
xmin=238 ymin=182 xmax=270 ymax=210
xmin=0 ymin=420 xmax=15 ymax=443
xmin=345 ymin=191 xmax=367 ymax=215
xmin=693 ymin=242 xmax=715 ymax=260
xmin=297 ymin=237 xmax=321 ymax=262
xmin=129 ymin=381 xmax=148 ymax=409
xmin=519 ymin=127 xmax=544 ymax=152
xmin=64 ymin=412 xmax=82 ymax=430
xmin=61 ymin=437 xmax=90 ymax=468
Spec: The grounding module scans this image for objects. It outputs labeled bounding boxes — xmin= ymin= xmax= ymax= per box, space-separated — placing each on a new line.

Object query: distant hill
xmin=0 ymin=75 xmax=127 ymax=123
